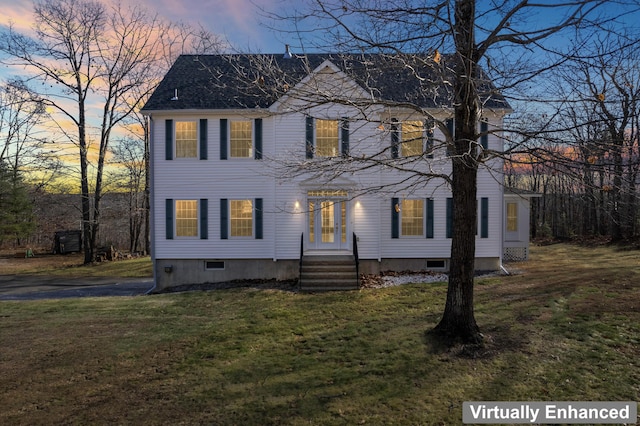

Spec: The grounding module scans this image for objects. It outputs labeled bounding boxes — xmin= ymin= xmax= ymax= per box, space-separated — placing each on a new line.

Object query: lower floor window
xmin=401 ymin=199 xmax=424 ymax=236
xmin=507 ymin=202 xmax=518 ymax=232
xmin=176 ymin=200 xmax=198 ymax=237
xmin=230 ymin=199 xmax=253 ymax=237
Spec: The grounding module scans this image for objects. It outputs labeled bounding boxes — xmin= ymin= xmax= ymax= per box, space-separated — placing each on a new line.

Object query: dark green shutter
xmin=200 ymin=199 xmax=208 ymax=239
xmin=426 ymin=120 xmax=434 ymax=159
xmin=392 ymin=198 xmax=399 ymax=239
xmin=481 ymin=197 xmax=489 ymax=238
xmin=220 ymin=119 xmax=228 ymax=160
xmin=305 ymin=116 xmax=314 ymax=159
xmin=341 ymin=118 xmax=349 ymax=157
xmin=446 ymin=197 xmax=453 ymax=238
xmin=220 ymin=199 xmax=228 ymax=239
xmin=254 ymin=118 xmax=263 ymax=160
xmin=199 ymin=119 xmax=208 ymax=160
xmin=165 ymin=199 xmax=174 ymax=239
xmin=446 ymin=118 xmax=454 ymax=156
xmin=165 ymin=120 xmax=173 ymax=160
xmin=391 ymin=119 xmax=399 ymax=158
xmin=255 ymin=198 xmax=263 ymax=239
xmin=426 ymin=198 xmax=434 ymax=239
xmin=480 ymin=120 xmax=488 ymax=150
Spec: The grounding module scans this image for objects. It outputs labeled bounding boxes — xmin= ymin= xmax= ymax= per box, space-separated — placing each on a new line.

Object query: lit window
xmin=401 ymin=199 xmax=424 ymax=236
xmin=401 ymin=121 xmax=423 ymax=157
xmin=176 ymin=122 xmax=197 ymax=158
xmin=316 ymin=119 xmax=339 ymax=157
xmin=507 ymin=202 xmax=518 ymax=232
xmin=176 ymin=200 xmax=198 ymax=237
xmin=230 ymin=121 xmax=252 ymax=158
xmin=230 ymin=199 xmax=253 ymax=237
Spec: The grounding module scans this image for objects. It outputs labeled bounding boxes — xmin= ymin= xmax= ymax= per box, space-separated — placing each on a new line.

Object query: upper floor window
xmin=391 ymin=119 xmax=433 ymax=158
xmin=401 ymin=121 xmax=424 ymax=157
xmin=220 ymin=118 xmax=262 ymax=160
xmin=176 ymin=121 xmax=198 ymax=158
xmin=306 ymin=117 xmax=349 ymax=158
xmin=230 ymin=121 xmax=253 ymax=158
xmin=315 ymin=119 xmax=339 ymax=157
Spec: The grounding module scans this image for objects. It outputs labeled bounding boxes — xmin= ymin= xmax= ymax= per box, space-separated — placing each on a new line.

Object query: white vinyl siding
xmin=152 ymin=110 xmax=505 ymax=262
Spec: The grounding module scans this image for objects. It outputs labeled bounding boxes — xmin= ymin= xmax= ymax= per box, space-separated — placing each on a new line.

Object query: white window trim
xmin=400 ymin=199 xmax=425 ymax=238
xmin=174 ymin=120 xmax=199 ymax=160
xmin=314 ymin=118 xmax=342 ymax=158
xmin=400 ymin=120 xmax=425 ymax=158
xmin=175 ymin=199 xmax=199 ymax=239
xmin=228 ymin=120 xmax=254 ymax=160
xmin=229 ymin=199 xmax=254 ymax=238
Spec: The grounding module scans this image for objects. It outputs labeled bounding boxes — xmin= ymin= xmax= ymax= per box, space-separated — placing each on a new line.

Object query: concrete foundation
xmin=153 ymin=256 xmax=501 ymax=291
xmin=154 ymin=258 xmax=299 ymax=291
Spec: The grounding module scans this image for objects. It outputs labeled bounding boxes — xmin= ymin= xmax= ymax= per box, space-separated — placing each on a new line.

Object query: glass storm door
xmin=308 ymin=194 xmax=348 ymax=250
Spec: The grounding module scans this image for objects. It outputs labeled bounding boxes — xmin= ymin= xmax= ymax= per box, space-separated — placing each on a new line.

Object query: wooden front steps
xmin=299 ymin=254 xmax=359 ymax=291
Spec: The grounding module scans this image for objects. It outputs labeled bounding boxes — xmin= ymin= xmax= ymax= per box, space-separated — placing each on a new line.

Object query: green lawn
xmin=1 ymin=244 xmax=639 ymax=425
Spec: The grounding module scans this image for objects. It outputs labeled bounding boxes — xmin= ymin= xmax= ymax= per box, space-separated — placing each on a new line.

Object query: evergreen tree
xmin=0 ymin=163 xmax=35 ymax=246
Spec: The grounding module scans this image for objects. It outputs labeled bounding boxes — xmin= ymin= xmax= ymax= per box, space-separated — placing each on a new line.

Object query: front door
xmin=308 ymin=191 xmax=348 ymax=250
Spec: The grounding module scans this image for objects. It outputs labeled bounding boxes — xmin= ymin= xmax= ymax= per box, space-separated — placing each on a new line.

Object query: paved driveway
xmin=0 ymin=275 xmax=155 ymax=301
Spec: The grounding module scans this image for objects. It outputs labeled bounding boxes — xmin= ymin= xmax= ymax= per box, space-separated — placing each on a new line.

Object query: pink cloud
xmin=0 ymin=2 xmax=37 ymax=33
xmin=0 ymin=0 xmax=289 ymax=52
xmin=131 ymin=0 xmax=287 ymax=52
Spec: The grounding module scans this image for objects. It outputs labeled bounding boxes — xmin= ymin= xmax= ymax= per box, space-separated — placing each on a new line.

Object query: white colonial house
xmin=142 ymin=52 xmax=533 ymax=291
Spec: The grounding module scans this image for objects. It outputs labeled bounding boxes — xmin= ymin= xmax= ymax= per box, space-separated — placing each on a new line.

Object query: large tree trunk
xmin=433 ymin=157 xmax=481 ymax=343
xmin=79 ymin=108 xmax=93 ymax=264
xmin=144 ymin=116 xmax=151 ymax=255
xmin=432 ymin=0 xmax=482 ymax=344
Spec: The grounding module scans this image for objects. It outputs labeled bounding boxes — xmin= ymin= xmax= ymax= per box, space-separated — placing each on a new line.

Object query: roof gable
xmin=141 ymin=53 xmax=511 ymax=112
xmin=270 ymin=59 xmax=372 ymax=112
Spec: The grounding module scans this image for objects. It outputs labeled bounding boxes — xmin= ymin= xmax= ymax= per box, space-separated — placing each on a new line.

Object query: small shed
xmin=54 ymin=230 xmax=82 ymax=254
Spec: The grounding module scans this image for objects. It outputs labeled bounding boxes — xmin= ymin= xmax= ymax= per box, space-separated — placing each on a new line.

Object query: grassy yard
xmin=0 ymin=253 xmax=152 ymax=278
xmin=1 ymin=244 xmax=638 ymax=425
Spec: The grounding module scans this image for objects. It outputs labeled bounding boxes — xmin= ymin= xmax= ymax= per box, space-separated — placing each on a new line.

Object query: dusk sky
xmin=0 ymin=0 xmax=296 ymax=53
xmin=3 ymin=1 xmax=640 ymax=57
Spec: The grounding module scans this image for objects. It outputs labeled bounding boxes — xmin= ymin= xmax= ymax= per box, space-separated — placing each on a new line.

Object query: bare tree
xmin=0 ymin=79 xmax=58 ymax=246
xmin=0 ymin=0 xmax=201 ymax=262
xmin=508 ymin=29 xmax=640 ymax=242
xmin=109 ymin=137 xmax=145 ymax=253
xmin=0 ymin=79 xmax=53 ymax=180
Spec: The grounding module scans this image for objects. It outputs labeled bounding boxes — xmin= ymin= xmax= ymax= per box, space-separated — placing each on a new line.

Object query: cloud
xmin=131 ymin=0 xmax=286 ymax=52
xmin=1 ymin=0 xmax=289 ymax=52
xmin=0 ymin=2 xmax=36 ymax=33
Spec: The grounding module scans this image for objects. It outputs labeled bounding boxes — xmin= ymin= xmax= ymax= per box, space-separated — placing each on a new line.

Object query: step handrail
xmin=352 ymin=232 xmax=359 ymax=287
xmin=299 ymin=233 xmax=304 ymax=288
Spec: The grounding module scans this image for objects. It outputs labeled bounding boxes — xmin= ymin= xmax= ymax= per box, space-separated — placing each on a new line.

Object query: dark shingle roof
xmin=141 ymin=53 xmax=510 ymax=112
